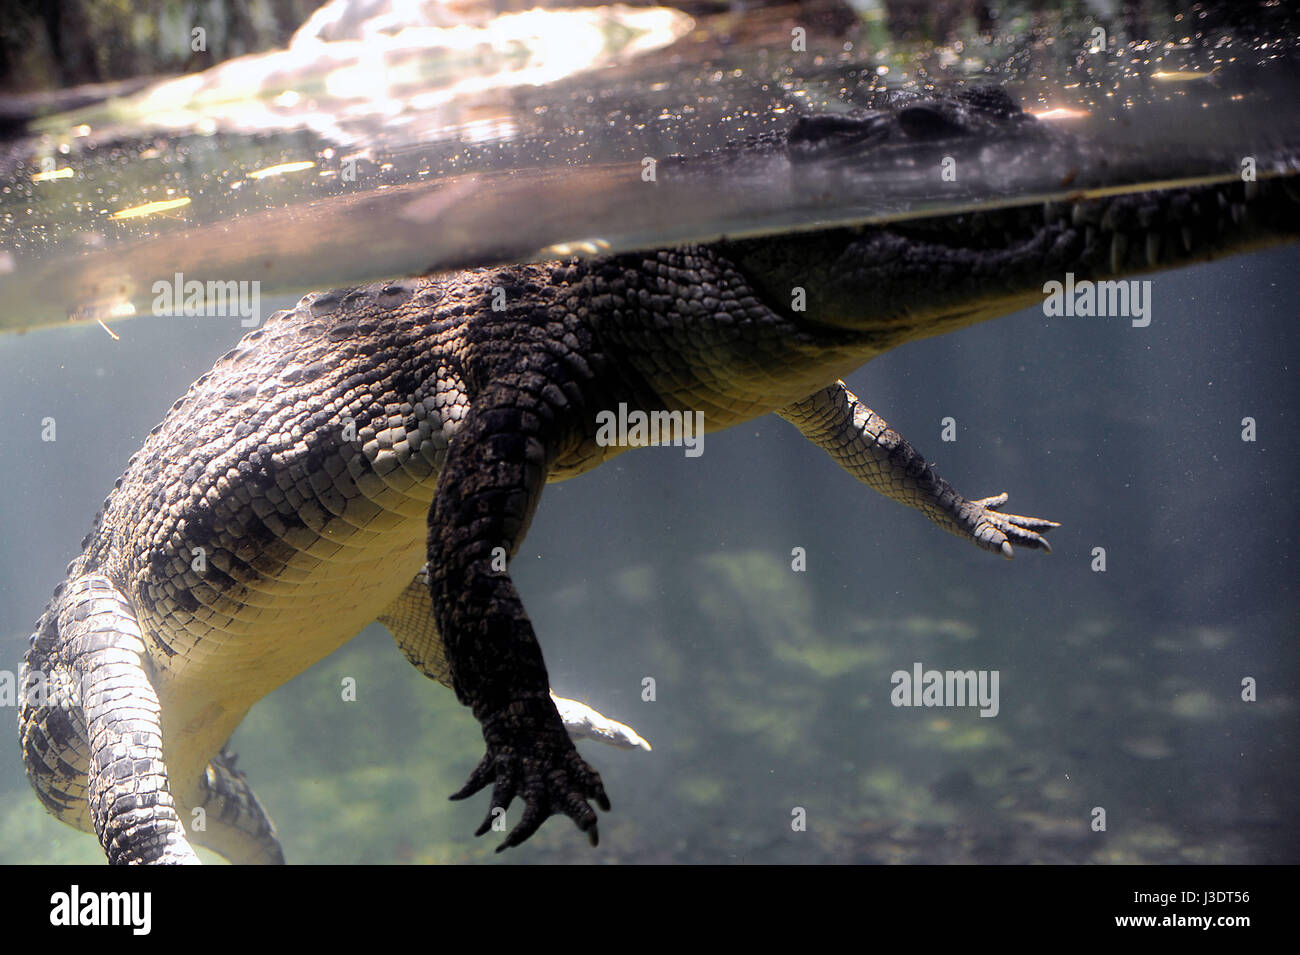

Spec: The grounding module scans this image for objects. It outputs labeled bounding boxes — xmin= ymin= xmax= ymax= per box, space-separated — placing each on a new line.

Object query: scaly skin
xmin=19 ymin=88 xmax=1298 ymax=861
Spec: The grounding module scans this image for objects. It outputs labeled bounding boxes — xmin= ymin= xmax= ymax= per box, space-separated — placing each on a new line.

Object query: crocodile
xmin=18 ymin=87 xmax=1299 ymax=864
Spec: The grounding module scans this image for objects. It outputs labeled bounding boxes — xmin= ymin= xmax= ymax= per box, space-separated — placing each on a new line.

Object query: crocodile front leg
xmin=429 ymin=378 xmax=610 ymax=850
xmin=779 ymin=381 xmax=1058 ymax=556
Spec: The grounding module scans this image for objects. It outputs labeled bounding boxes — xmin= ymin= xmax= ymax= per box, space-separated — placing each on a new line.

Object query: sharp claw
xmin=495 ymin=825 xmax=521 ymax=852
xmin=971 ymin=493 xmax=1059 ymax=559
xmin=1016 ymin=516 xmax=1062 ymax=531
xmin=449 ymin=755 xmax=493 ymax=801
xmin=458 ymin=704 xmax=610 ymax=850
xmin=449 ymin=784 xmax=476 ymax=802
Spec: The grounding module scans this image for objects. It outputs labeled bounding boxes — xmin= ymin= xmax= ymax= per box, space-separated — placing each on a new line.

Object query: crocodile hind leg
xmin=20 ymin=574 xmax=198 ymax=864
xmin=778 ymin=381 xmax=1059 ymax=556
xmin=380 ymin=567 xmax=650 ymax=751
xmin=187 ymin=749 xmax=285 ymax=864
xmin=20 ymin=607 xmax=94 ymax=837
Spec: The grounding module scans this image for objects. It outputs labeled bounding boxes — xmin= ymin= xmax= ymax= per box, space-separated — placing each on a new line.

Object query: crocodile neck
xmin=714 ymin=178 xmax=1298 ymax=356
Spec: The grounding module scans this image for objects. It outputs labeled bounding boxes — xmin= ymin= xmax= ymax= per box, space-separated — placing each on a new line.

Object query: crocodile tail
xmin=21 ymin=574 xmax=199 ymax=864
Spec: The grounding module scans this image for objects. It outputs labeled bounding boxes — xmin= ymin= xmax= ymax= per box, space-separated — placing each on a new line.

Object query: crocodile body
xmin=18 ymin=89 xmax=1299 ymax=863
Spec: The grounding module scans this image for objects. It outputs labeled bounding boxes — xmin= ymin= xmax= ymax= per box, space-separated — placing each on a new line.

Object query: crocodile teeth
xmin=1181 ymin=226 xmax=1194 ymax=252
xmin=1145 ymin=233 xmax=1161 ymax=267
xmin=1072 ymin=201 xmax=1100 ymax=227
xmin=1110 ymin=233 xmax=1128 ymax=273
xmin=1230 ymin=203 xmax=1245 ymax=225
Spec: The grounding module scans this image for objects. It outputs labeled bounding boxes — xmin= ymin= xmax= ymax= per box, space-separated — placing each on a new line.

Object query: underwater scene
xmin=0 ymin=0 xmax=1296 ymax=866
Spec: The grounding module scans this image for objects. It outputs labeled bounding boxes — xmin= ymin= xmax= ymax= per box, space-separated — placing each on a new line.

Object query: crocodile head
xmin=718 ymin=88 xmax=1300 ymax=354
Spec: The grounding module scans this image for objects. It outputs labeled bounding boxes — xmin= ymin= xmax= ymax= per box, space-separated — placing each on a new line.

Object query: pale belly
xmin=153 ymin=508 xmax=432 ymax=790
xmin=147 ymin=430 xmax=620 ymax=792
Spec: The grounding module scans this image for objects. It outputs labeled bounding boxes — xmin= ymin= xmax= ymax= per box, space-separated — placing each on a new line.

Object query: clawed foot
xmin=451 ymin=697 xmax=611 ymax=851
xmin=964 ymin=492 xmax=1060 ymax=558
